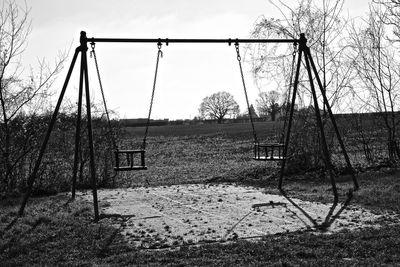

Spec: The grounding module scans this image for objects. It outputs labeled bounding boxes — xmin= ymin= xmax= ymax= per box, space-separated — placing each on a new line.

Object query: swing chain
xmin=280 ymin=42 xmax=298 ymax=144
xmin=234 ymin=42 xmax=258 ymax=144
xmin=90 ymin=42 xmax=118 ymax=151
xmin=157 ymin=41 xmax=163 ymax=56
xmin=292 ymin=42 xmax=297 ymax=56
xmin=234 ymin=42 xmax=241 ymax=61
xmin=142 ymin=42 xmax=163 ymax=150
xmin=90 ymin=42 xmax=95 ymax=57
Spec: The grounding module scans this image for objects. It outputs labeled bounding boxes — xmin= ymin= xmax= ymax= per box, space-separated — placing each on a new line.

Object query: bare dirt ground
xmin=78 ymin=183 xmax=399 ymax=250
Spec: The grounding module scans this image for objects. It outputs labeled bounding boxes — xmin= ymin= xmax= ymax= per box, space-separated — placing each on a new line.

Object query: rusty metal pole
xmin=278 ymin=34 xmax=305 ymax=191
xmin=304 ymin=47 xmax=339 ymax=202
xmin=81 ymin=31 xmax=99 ymax=221
xmin=19 ymin=48 xmax=80 ymax=216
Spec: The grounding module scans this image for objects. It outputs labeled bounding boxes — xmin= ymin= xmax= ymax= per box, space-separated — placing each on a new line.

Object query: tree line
xmin=198 ymin=90 xmax=285 ymax=122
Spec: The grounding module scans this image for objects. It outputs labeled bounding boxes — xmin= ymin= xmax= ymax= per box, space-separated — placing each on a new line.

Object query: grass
xmin=1 ymin=170 xmax=400 ymax=266
xmin=1 ymin=122 xmax=400 ymax=266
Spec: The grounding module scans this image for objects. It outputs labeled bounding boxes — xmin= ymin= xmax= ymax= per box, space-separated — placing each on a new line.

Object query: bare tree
xmin=0 ymin=0 xmax=66 ymax=192
xmin=347 ymin=4 xmax=400 ymax=162
xmin=199 ymin=91 xmax=240 ymax=123
xmin=373 ymin=0 xmax=400 ymax=41
xmin=249 ymin=0 xmax=352 ymax=112
xmin=256 ymin=90 xmax=281 ymax=121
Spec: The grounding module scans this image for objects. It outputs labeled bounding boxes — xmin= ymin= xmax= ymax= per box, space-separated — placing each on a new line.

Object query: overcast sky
xmin=19 ymin=0 xmax=370 ymax=119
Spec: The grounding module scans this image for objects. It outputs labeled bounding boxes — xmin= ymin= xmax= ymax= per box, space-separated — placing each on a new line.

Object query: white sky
xmin=19 ymin=0 xmax=370 ymax=119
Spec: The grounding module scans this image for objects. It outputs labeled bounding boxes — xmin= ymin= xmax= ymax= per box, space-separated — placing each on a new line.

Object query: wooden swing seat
xmin=253 ymin=143 xmax=285 ymax=161
xmin=114 ymin=150 xmax=147 ymax=171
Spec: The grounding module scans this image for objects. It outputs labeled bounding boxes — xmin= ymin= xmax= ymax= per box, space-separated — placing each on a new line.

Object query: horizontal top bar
xmin=87 ymin=37 xmax=300 ymax=44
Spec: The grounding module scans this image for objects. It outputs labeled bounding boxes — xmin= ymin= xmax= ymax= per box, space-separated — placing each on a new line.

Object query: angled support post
xmin=278 ymin=33 xmax=356 ymax=201
xmin=303 ymin=47 xmax=338 ymax=202
xmin=19 ymin=47 xmax=80 ymax=216
xmin=80 ymin=31 xmax=99 ymax=222
xmin=278 ymin=34 xmax=305 ymax=191
xmin=19 ymin=31 xmax=100 ymax=222
xmin=71 ymin=45 xmax=85 ymax=199
xmin=305 ymin=48 xmax=359 ymax=191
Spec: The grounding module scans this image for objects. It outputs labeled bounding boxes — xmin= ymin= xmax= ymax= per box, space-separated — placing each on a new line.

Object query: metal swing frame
xmin=18 ymin=31 xmax=358 ymax=221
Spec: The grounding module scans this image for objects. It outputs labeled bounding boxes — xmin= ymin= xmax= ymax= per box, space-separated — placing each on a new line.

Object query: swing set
xmin=18 ymin=31 xmax=359 ymax=221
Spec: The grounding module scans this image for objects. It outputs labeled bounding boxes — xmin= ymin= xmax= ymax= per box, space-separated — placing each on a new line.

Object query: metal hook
xmin=234 ymin=41 xmax=241 ymax=61
xmin=90 ymin=42 xmax=95 ymax=58
xmin=157 ymin=38 xmax=162 ymax=49
xmin=157 ymin=41 xmax=163 ymax=58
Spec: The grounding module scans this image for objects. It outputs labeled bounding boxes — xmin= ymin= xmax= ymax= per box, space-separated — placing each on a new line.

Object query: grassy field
xmin=1 ymin=122 xmax=399 ymax=266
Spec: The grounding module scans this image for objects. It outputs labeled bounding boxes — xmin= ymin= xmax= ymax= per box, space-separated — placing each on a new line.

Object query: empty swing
xmin=234 ymin=42 xmax=297 ymax=161
xmin=91 ymin=42 xmax=163 ymax=171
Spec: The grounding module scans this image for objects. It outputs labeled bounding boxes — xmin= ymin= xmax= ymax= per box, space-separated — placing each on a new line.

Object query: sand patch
xmin=78 ymin=184 xmax=399 ymax=249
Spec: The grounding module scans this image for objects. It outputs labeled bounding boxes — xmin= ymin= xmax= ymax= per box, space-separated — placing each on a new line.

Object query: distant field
xmin=122 ymin=121 xmax=285 ymax=140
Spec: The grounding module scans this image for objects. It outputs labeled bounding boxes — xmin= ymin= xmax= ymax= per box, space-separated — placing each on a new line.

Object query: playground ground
xmin=1 ymin=169 xmax=400 ymax=266
xmin=79 ymin=183 xmax=398 ymax=250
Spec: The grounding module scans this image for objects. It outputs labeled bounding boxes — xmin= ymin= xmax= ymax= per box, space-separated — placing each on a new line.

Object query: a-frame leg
xmin=278 ymin=34 xmax=357 ymax=198
xmin=304 ymin=48 xmax=338 ymax=202
xmin=305 ymin=48 xmax=359 ymax=191
xmin=19 ymin=31 xmax=101 ymax=222
xmin=71 ymin=49 xmax=85 ymax=199
xmin=81 ymin=33 xmax=99 ymax=222
xmin=19 ymin=48 xmax=81 ymax=216
xmin=278 ymin=40 xmax=303 ymax=191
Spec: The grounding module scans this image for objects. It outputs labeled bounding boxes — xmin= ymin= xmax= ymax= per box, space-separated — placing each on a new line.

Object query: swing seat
xmin=114 ymin=150 xmax=147 ymax=171
xmin=253 ymin=143 xmax=285 ymax=161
